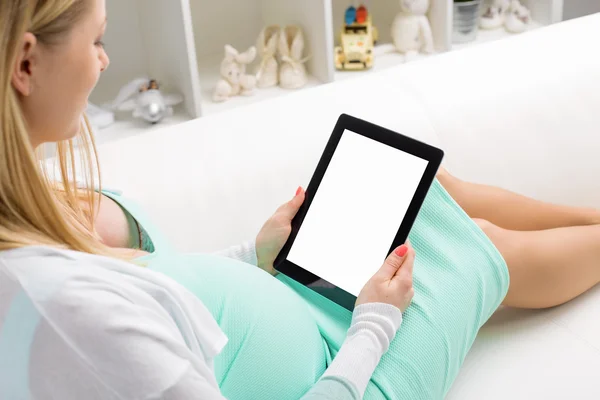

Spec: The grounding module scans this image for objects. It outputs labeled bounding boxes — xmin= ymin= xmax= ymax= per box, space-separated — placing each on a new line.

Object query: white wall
xmin=563 ymin=0 xmax=600 ymax=20
xmin=136 ymin=0 xmax=202 ymax=118
xmin=90 ymin=0 xmax=147 ymax=105
xmin=523 ymin=0 xmax=563 ymax=24
xmin=190 ymin=0 xmax=263 ymax=59
xmin=90 ymin=0 xmax=200 ymax=117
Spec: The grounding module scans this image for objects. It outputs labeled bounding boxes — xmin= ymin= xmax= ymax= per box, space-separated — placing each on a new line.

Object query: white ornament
xmin=213 ymin=45 xmax=257 ymax=102
xmin=391 ymin=0 xmax=434 ymax=62
xmin=278 ymin=25 xmax=309 ymax=90
xmin=255 ymin=25 xmax=280 ymax=88
xmin=109 ymin=78 xmax=183 ymax=124
xmin=505 ymin=0 xmax=532 ymax=33
xmin=480 ymin=0 xmax=510 ymax=30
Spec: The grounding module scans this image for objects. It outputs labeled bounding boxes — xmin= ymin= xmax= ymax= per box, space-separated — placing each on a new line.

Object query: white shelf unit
xmin=189 ymin=0 xmax=333 ymax=116
xmin=332 ymin=0 xmax=452 ymax=81
xmin=452 ymin=20 xmax=544 ymax=52
xmin=89 ymin=0 xmax=201 ymax=144
xmin=453 ymin=0 xmax=563 ymax=52
xmin=89 ymin=0 xmax=564 ymax=144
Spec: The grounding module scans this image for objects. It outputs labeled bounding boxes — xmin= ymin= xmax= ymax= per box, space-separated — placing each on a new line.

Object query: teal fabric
xmin=116 ymin=199 xmax=156 ymax=253
xmin=0 ymin=291 xmax=40 ymax=399
xmin=104 ymin=178 xmax=509 ymax=399
xmin=302 ymin=376 xmax=361 ymax=399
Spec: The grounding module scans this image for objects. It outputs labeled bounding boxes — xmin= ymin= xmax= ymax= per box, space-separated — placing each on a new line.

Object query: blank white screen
xmin=287 ymin=129 xmax=429 ymax=296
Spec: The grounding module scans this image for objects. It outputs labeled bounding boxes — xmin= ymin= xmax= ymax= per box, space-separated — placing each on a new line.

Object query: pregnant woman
xmin=1 ymin=1 xmax=599 ymax=399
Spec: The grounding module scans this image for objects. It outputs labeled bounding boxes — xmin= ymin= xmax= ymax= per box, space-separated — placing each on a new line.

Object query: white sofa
xmin=97 ymin=13 xmax=600 ymax=399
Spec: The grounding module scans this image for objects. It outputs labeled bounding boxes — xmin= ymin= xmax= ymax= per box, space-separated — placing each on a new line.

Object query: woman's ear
xmin=11 ymin=32 xmax=38 ymax=97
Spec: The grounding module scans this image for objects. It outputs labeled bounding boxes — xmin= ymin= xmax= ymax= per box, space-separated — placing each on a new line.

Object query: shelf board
xmin=197 ymin=53 xmax=323 ymax=116
xmin=334 ymin=43 xmax=436 ymax=82
xmin=91 ymin=107 xmax=191 ymax=146
xmin=452 ymin=21 xmax=544 ymax=51
xmin=334 ymin=21 xmax=544 ymax=81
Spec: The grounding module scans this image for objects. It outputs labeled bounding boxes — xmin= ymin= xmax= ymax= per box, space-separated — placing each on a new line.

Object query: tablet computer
xmin=274 ymin=114 xmax=444 ymax=311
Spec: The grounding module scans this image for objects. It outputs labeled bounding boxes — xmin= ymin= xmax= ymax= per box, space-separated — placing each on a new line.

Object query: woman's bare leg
xmin=437 ymin=167 xmax=600 ymax=231
xmin=474 ymin=218 xmax=600 ymax=308
xmin=435 ymin=168 xmax=599 ymax=307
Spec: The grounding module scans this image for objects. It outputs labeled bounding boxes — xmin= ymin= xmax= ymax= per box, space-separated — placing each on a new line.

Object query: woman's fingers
xmin=277 ymin=186 xmax=305 ymax=220
xmin=393 ymin=244 xmax=414 ymax=283
xmin=376 ymin=244 xmax=409 ymax=280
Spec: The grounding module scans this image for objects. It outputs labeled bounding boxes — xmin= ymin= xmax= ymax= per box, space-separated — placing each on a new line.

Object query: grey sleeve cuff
xmin=212 ymin=240 xmax=258 ymax=266
xmin=300 ymin=375 xmax=361 ymax=400
xmin=320 ymin=303 xmax=403 ymax=398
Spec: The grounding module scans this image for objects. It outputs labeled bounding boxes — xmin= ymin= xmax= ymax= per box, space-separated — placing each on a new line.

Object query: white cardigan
xmin=0 ymin=246 xmax=402 ymax=399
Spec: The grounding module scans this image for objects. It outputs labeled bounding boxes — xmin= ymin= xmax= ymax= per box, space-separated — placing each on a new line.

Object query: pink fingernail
xmin=395 ymin=245 xmax=408 ymax=257
xmin=296 ymin=186 xmax=302 ymax=196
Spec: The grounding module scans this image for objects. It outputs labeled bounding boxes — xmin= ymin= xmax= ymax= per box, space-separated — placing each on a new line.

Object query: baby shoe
xmin=480 ymin=0 xmax=508 ymax=30
xmin=504 ymin=0 xmax=531 ymax=33
xmin=255 ymin=25 xmax=280 ymax=88
xmin=278 ymin=25 xmax=309 ymax=90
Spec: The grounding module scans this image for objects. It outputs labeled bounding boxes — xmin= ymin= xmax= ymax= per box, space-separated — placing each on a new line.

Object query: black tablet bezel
xmin=273 ymin=113 xmax=444 ymax=311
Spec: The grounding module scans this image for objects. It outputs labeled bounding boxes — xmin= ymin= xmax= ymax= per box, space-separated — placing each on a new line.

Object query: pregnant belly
xmin=148 ymin=252 xmax=328 ymax=400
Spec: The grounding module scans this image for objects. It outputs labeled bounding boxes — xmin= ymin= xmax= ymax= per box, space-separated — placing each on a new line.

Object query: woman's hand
xmin=356 ymin=242 xmax=415 ymax=312
xmin=255 ymin=186 xmax=305 ymax=275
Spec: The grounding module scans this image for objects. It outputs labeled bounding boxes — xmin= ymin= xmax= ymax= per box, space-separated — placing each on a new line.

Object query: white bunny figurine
xmin=391 ymin=0 xmax=434 ymax=62
xmin=213 ymin=45 xmax=257 ymax=102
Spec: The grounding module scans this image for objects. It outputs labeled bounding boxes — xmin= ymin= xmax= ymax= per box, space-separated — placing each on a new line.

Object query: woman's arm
xmin=212 ymin=241 xmax=258 ymax=266
xmin=302 ymin=245 xmax=414 ymax=399
xmin=79 ymin=191 xmax=139 ymax=249
xmin=94 ymin=193 xmax=137 ymax=247
xmin=33 ymin=277 xmax=400 ymax=400
xmin=301 ymin=303 xmax=403 ymax=399
xmin=22 ymin=247 xmax=406 ymax=400
xmin=92 ymin=192 xmax=257 ymax=263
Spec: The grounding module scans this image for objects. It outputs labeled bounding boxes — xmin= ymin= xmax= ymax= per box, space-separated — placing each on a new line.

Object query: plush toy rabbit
xmin=213 ymin=45 xmax=257 ymax=102
xmin=391 ymin=0 xmax=434 ymax=61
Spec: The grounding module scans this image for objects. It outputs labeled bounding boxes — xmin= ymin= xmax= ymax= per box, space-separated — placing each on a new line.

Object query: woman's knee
xmin=436 ymin=166 xmax=455 ymax=187
xmin=473 ymin=218 xmax=493 ymax=233
xmin=436 ymin=167 xmax=467 ymax=203
xmin=472 ymin=218 xmax=506 ymax=246
xmin=472 ymin=217 xmax=521 ymax=272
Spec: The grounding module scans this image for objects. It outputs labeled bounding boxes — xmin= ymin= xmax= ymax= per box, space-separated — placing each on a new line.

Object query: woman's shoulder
xmin=0 ymin=246 xmax=158 ymax=323
xmin=0 ymin=246 xmax=195 ymax=312
xmin=0 ymin=246 xmax=228 ymax=359
xmin=0 ymin=246 xmax=147 ymax=294
xmin=0 ymin=246 xmax=189 ymax=333
xmin=0 ymin=247 xmax=225 ymax=399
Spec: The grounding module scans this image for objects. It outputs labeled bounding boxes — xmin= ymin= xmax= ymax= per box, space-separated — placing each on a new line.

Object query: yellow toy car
xmin=335 ymin=5 xmax=379 ymax=71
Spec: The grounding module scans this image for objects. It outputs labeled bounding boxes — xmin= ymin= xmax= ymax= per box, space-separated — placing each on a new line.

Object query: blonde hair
xmin=0 ymin=0 xmax=126 ymax=258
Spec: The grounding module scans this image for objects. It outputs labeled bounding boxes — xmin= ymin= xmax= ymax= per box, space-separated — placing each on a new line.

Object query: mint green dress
xmin=104 ymin=179 xmax=509 ymax=400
